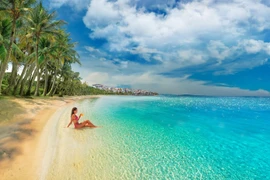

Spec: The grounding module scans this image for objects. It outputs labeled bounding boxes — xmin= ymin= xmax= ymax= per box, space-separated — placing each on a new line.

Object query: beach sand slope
xmin=0 ymin=96 xmax=97 ymax=180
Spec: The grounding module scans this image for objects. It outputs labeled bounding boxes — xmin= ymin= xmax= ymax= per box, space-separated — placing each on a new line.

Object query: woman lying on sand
xmin=67 ymin=107 xmax=97 ymax=129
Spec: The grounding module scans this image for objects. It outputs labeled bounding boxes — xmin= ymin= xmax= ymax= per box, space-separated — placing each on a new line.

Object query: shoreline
xmin=0 ymin=95 xmax=100 ymax=180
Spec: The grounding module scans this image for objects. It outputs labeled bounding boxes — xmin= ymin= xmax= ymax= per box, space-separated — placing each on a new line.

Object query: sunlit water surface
xmin=43 ymin=96 xmax=270 ymax=180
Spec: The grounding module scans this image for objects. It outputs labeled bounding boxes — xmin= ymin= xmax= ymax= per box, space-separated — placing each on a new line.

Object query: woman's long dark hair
xmin=71 ymin=107 xmax=77 ymax=116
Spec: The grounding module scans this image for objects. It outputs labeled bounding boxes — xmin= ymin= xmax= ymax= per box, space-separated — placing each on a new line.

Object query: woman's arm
xmin=67 ymin=115 xmax=74 ymax=128
xmin=67 ymin=120 xmax=72 ymax=128
xmin=78 ymin=114 xmax=82 ymax=120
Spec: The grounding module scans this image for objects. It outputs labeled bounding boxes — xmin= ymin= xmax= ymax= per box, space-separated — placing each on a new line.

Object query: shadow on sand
xmin=0 ymin=100 xmax=37 ymax=164
xmin=0 ymin=99 xmax=25 ymax=124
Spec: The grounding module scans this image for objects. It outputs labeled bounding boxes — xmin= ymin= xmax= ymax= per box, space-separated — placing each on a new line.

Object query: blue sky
xmin=46 ymin=0 xmax=270 ymax=96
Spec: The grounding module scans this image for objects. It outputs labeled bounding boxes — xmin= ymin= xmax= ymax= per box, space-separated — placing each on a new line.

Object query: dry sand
xmin=0 ymin=96 xmax=100 ymax=180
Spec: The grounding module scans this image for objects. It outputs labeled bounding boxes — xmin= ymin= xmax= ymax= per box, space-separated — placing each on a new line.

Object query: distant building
xmin=92 ymin=84 xmax=103 ymax=89
xmin=92 ymin=84 xmax=158 ymax=96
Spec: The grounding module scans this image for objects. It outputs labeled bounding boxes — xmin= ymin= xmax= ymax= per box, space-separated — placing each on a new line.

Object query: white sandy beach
xmin=0 ymin=96 xmax=100 ymax=180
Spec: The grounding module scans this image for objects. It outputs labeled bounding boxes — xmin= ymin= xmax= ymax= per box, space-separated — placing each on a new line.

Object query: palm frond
xmin=11 ymin=43 xmax=23 ymax=56
xmin=0 ymin=44 xmax=7 ymax=60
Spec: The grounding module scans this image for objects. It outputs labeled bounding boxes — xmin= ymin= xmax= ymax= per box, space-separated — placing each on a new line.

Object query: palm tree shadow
xmin=0 ymin=115 xmax=37 ymax=165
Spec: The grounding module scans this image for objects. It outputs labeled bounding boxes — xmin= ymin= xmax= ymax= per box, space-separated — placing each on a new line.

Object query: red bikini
xmin=74 ymin=115 xmax=80 ymax=128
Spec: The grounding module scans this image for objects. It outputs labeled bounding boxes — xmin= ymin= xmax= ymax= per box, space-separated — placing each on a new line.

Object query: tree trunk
xmin=34 ymin=67 xmax=40 ymax=96
xmin=47 ymin=73 xmax=52 ymax=93
xmin=5 ymin=61 xmax=18 ymax=94
xmin=26 ymin=66 xmax=38 ymax=96
xmin=12 ymin=64 xmax=27 ymax=95
xmin=34 ymin=38 xmax=40 ymax=96
xmin=47 ymin=72 xmax=56 ymax=96
xmin=52 ymin=82 xmax=58 ymax=96
xmin=8 ymin=61 xmax=18 ymax=84
xmin=42 ymin=59 xmax=48 ymax=96
xmin=0 ymin=18 xmax=16 ymax=95
xmin=19 ymin=64 xmax=35 ymax=96
xmin=0 ymin=61 xmax=8 ymax=93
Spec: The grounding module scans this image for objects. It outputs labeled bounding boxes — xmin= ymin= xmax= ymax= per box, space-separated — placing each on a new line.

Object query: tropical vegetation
xmin=0 ymin=0 xmax=96 ymax=97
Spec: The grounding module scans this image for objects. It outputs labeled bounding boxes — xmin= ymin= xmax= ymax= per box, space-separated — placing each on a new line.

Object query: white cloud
xmin=73 ymin=51 xmax=269 ymax=95
xmin=79 ymin=38 xmax=270 ymax=81
xmin=85 ymin=46 xmax=100 ymax=53
xmin=240 ymin=39 xmax=270 ymax=55
xmin=214 ymin=57 xmax=268 ymax=75
xmin=178 ymin=50 xmax=206 ymax=65
xmin=129 ymin=46 xmax=160 ymax=55
xmin=80 ymin=0 xmax=270 ymax=76
xmin=207 ymin=41 xmax=231 ymax=63
xmin=57 ymin=0 xmax=270 ymax=95
xmin=83 ymin=0 xmax=121 ymax=28
xmin=83 ymin=0 xmax=270 ymax=52
xmin=82 ymin=71 xmax=270 ymax=96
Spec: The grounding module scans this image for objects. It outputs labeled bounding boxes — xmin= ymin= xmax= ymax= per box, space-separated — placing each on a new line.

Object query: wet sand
xmin=0 ymin=96 xmax=100 ymax=180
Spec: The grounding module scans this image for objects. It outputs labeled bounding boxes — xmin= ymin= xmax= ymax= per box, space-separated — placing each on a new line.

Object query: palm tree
xmin=12 ymin=22 xmax=35 ymax=95
xmin=25 ymin=2 xmax=65 ymax=96
xmin=0 ymin=18 xmax=12 ymax=92
xmin=0 ymin=0 xmax=35 ymax=95
xmin=38 ymin=36 xmax=56 ymax=96
xmin=46 ymin=31 xmax=80 ymax=96
xmin=0 ymin=19 xmax=11 ymax=61
xmin=0 ymin=18 xmax=22 ymax=93
xmin=5 ymin=17 xmax=31 ymax=94
xmin=0 ymin=2 xmax=95 ymax=97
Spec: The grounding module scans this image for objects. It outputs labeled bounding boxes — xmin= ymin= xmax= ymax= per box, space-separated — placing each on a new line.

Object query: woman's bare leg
xmin=75 ymin=122 xmax=87 ymax=129
xmin=74 ymin=121 xmax=100 ymax=129
xmin=84 ymin=120 xmax=97 ymax=128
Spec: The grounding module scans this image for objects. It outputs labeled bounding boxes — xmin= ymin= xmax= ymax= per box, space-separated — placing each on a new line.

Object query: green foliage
xmin=0 ymin=18 xmax=11 ymax=60
xmin=26 ymin=3 xmax=65 ymax=42
xmin=0 ymin=1 xmax=154 ymax=97
xmin=0 ymin=45 xmax=7 ymax=60
xmin=2 ymin=72 xmax=10 ymax=86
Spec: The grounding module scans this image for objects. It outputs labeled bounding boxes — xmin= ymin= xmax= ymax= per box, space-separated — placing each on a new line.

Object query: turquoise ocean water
xmin=45 ymin=96 xmax=270 ymax=179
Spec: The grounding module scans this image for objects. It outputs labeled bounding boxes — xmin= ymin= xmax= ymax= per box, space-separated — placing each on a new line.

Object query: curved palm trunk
xmin=34 ymin=67 xmax=41 ymax=96
xmin=52 ymin=82 xmax=58 ymax=96
xmin=0 ymin=62 xmax=9 ymax=92
xmin=0 ymin=18 xmax=16 ymax=95
xmin=19 ymin=64 xmax=34 ymax=96
xmin=9 ymin=61 xmax=18 ymax=84
xmin=34 ymin=38 xmax=40 ymax=96
xmin=5 ymin=61 xmax=18 ymax=94
xmin=42 ymin=59 xmax=48 ymax=96
xmin=26 ymin=67 xmax=37 ymax=96
xmin=18 ymin=64 xmax=35 ymax=96
xmin=47 ymin=72 xmax=56 ymax=96
xmin=13 ymin=64 xmax=28 ymax=95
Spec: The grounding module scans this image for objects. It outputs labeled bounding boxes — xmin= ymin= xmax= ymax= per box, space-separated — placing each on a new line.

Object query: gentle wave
xmin=41 ymin=96 xmax=270 ymax=179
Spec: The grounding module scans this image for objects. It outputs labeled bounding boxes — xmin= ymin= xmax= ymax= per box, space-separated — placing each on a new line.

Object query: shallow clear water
xmin=44 ymin=96 xmax=270 ymax=180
